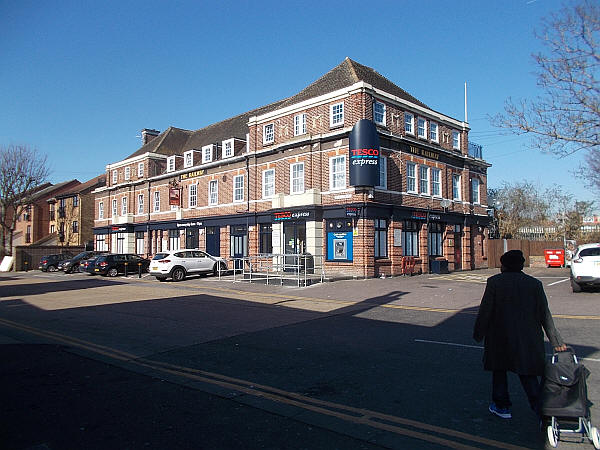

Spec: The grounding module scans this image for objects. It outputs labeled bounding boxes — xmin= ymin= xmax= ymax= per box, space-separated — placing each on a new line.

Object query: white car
xmin=570 ymin=243 xmax=600 ymax=293
xmin=150 ymin=250 xmax=228 ymax=282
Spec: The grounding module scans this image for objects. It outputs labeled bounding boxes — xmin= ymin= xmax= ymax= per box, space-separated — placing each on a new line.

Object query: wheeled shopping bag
xmin=541 ymin=348 xmax=599 ymax=448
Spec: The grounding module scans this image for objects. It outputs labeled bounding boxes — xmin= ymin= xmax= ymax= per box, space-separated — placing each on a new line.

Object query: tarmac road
xmin=1 ymin=267 xmax=598 ymax=449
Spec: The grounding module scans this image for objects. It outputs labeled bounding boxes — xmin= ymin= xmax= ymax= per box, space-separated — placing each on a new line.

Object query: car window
xmin=198 ymin=251 xmax=208 ymax=258
xmin=152 ymin=253 xmax=169 ymax=260
xmin=114 ymin=255 xmax=127 ymax=262
xmin=579 ymin=248 xmax=600 ymax=257
xmin=174 ymin=252 xmax=186 ymax=258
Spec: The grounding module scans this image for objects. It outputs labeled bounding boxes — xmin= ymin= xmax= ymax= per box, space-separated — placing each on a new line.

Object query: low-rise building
xmin=93 ymin=58 xmax=491 ymax=277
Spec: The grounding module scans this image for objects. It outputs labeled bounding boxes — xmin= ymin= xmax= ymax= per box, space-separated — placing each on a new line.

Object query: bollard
xmin=124 ymin=261 xmax=128 ymax=277
xmin=24 ymin=261 xmax=29 ymax=272
xmin=138 ymin=262 xmax=142 ymax=278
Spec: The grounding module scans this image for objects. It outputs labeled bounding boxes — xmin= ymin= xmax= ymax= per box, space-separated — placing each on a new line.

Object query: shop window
xmin=136 ymin=231 xmax=145 ymax=255
xmin=259 ymin=224 xmax=272 ymax=254
xmin=374 ymin=219 xmax=388 ymax=258
xmin=169 ymin=229 xmax=180 ymax=251
xmin=402 ymin=221 xmax=419 ymax=256
xmin=96 ymin=234 xmax=108 ymax=251
xmin=428 ymin=223 xmax=443 ymax=256
xmin=116 ymin=232 xmax=125 ymax=253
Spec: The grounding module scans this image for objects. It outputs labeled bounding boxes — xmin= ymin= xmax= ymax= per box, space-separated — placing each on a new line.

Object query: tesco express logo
xmin=350 ymin=148 xmax=379 ymax=166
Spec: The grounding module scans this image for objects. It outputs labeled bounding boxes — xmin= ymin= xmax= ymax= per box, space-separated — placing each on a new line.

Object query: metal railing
xmin=218 ymin=253 xmax=325 ymax=287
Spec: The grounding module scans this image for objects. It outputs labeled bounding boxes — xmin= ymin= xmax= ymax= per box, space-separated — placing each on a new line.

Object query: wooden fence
xmin=487 ymin=239 xmax=564 ymax=268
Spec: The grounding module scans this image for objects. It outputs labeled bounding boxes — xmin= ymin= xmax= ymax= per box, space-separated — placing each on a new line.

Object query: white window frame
xmin=202 ymin=144 xmax=213 ymax=163
xmin=452 ymin=131 xmax=461 ymax=150
xmin=222 ymin=138 xmax=234 ymax=158
xmin=137 ymin=194 xmax=144 ymax=214
xmin=262 ymin=169 xmax=275 ymax=198
xmin=99 ymin=201 xmax=104 ymax=219
xmin=374 ymin=101 xmax=386 ymax=126
xmin=330 ymin=102 xmax=344 ymax=127
xmin=417 ymin=117 xmax=426 ymax=139
xmin=452 ymin=174 xmax=461 ymax=200
xmin=233 ymin=175 xmax=244 ymax=203
xmin=419 ymin=166 xmax=429 ymax=195
xmin=189 ymin=183 xmax=197 ymax=208
xmin=153 ymin=191 xmax=160 ymax=212
xmin=208 ymin=180 xmax=218 ymax=206
xmin=404 ymin=112 xmax=414 ymax=135
xmin=167 ymin=156 xmax=176 ymax=172
xmin=329 ymin=155 xmax=346 ymax=191
xmin=430 ymin=122 xmax=438 ymax=143
xmin=138 ymin=162 xmax=144 ymax=178
xmin=294 ymin=113 xmax=307 ymax=136
xmin=406 ymin=162 xmax=417 ymax=193
xmin=471 ymin=178 xmax=480 ymax=204
xmin=184 ymin=150 xmax=193 ymax=168
xmin=290 ymin=162 xmax=305 ymax=194
xmin=121 ymin=197 xmax=127 ymax=215
xmin=431 ymin=168 xmax=441 ymax=197
xmin=263 ymin=124 xmax=274 ymax=144
xmin=112 ymin=199 xmax=117 ymax=217
xmin=112 ymin=170 xmax=117 ymax=185
xmin=124 ymin=166 xmax=130 ymax=180
xmin=376 ymin=156 xmax=387 ymax=189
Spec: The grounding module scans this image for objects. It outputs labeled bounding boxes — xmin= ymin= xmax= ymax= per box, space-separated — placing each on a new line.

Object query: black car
xmin=94 ymin=254 xmax=150 ymax=277
xmin=81 ymin=253 xmax=109 ymax=275
xmin=61 ymin=251 xmax=106 ymax=273
xmin=39 ymin=254 xmax=72 ymax=272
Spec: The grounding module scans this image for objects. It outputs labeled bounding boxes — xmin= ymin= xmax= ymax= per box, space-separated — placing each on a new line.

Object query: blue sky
xmin=1 ymin=0 xmax=594 ymax=204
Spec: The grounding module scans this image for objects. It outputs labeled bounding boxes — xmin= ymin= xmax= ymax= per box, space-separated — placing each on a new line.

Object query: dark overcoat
xmin=473 ymin=271 xmax=563 ymax=375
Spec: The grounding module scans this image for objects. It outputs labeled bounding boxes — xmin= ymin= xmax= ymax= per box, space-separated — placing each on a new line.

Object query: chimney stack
xmin=141 ymin=128 xmax=160 ymax=145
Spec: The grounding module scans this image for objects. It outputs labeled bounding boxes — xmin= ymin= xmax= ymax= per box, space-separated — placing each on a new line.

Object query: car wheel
xmin=107 ymin=267 xmax=119 ymax=277
xmin=571 ymin=277 xmax=582 ymax=293
xmin=48 ymin=265 xmax=57 ymax=272
xmin=171 ymin=267 xmax=186 ymax=282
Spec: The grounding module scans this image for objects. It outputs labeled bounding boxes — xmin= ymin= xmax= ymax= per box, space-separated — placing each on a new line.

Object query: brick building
xmin=93 ymin=58 xmax=491 ymax=277
xmin=13 ymin=180 xmax=81 ymax=248
xmin=48 ymin=174 xmax=106 ymax=248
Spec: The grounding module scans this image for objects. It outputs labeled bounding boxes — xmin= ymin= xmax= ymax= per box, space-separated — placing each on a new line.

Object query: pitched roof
xmin=30 ymin=180 xmax=80 ymax=200
xmin=54 ymin=174 xmax=106 ymax=198
xmin=119 ymin=58 xmax=428 ymax=160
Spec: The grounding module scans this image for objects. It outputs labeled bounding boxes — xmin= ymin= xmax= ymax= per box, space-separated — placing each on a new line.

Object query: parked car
xmin=94 ymin=254 xmax=150 ymax=277
xmin=149 ymin=250 xmax=228 ymax=281
xmin=81 ymin=254 xmax=109 ymax=275
xmin=39 ymin=253 xmax=71 ymax=272
xmin=570 ymin=243 xmax=600 ymax=293
xmin=61 ymin=251 xmax=105 ymax=273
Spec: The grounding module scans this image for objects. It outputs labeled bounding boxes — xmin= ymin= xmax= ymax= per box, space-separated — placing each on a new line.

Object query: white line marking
xmin=547 ymin=278 xmax=569 ymax=286
xmin=414 ymin=339 xmax=600 ymax=363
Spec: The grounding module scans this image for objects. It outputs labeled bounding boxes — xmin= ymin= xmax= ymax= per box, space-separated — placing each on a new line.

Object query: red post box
xmin=544 ymin=249 xmax=565 ymax=268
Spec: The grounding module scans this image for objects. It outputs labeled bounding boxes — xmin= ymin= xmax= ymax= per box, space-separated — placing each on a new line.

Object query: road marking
xmin=547 ymin=278 xmax=569 ymax=286
xmin=415 ymin=339 xmax=600 ymax=363
xmin=0 ymin=317 xmax=527 ymax=449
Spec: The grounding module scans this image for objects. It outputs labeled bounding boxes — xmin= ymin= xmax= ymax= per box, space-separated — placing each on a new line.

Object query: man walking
xmin=473 ymin=250 xmax=567 ymax=419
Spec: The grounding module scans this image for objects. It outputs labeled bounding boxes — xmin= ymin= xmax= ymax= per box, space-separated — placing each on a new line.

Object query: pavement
xmin=1 ymin=267 xmax=599 ymax=449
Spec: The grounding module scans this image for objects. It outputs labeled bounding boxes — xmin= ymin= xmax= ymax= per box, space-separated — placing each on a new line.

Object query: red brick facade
xmin=93 ymin=60 xmax=490 ymax=277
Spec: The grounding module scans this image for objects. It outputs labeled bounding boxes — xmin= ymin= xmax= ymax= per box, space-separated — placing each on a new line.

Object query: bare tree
xmin=0 ymin=145 xmax=50 ymax=255
xmin=492 ymin=1 xmax=600 ymax=191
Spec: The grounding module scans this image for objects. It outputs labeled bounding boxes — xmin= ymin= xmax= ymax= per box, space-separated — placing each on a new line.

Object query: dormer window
xmin=222 ymin=139 xmax=234 ymax=158
xmin=184 ymin=150 xmax=193 ymax=168
xmin=202 ymin=144 xmax=213 ymax=163
xmin=167 ymin=156 xmax=176 ymax=172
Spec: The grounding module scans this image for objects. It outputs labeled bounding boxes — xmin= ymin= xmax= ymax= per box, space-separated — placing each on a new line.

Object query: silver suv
xmin=570 ymin=243 xmax=600 ymax=292
xmin=150 ymin=250 xmax=228 ymax=282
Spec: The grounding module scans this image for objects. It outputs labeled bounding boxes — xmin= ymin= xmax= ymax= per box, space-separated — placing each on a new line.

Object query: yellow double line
xmin=0 ymin=316 xmax=527 ymax=449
